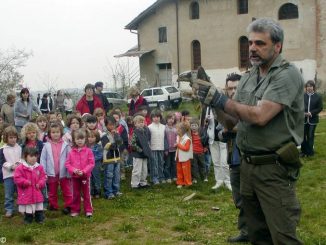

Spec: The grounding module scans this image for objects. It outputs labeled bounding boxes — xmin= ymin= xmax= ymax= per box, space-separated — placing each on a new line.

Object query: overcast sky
xmin=0 ymin=0 xmax=155 ymax=90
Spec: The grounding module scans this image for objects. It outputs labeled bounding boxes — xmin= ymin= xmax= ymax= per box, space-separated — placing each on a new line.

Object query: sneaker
xmin=139 ymin=183 xmax=150 ymax=188
xmin=153 ymin=181 xmax=160 ymax=185
xmin=161 ymin=180 xmax=166 ymax=184
xmin=70 ymin=212 xmax=79 ymax=217
xmin=173 ymin=178 xmax=177 ymax=182
xmin=177 ymin=185 xmax=183 ymax=189
xmin=204 ymin=178 xmax=208 ymax=182
xmin=225 ymin=182 xmax=232 ymax=191
xmin=211 ymin=182 xmax=223 ymax=190
xmin=166 ymin=179 xmax=172 ymax=183
xmin=85 ymin=212 xmax=93 ymax=218
xmin=107 ymin=195 xmax=115 ymax=200
xmin=115 ymin=192 xmax=123 ymax=197
xmin=5 ymin=212 xmax=13 ymax=218
xmin=192 ymin=179 xmax=197 ymax=184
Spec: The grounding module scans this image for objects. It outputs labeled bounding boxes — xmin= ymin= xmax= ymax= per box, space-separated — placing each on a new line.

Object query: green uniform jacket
xmin=234 ymin=55 xmax=304 ymax=153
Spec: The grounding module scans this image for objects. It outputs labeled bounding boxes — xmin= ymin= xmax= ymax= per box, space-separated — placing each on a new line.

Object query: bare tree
xmin=37 ymin=72 xmax=59 ymax=94
xmin=0 ymin=48 xmax=32 ymax=102
xmin=104 ymin=58 xmax=139 ymax=97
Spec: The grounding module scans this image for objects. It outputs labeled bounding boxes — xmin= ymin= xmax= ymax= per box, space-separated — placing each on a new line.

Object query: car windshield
xmin=165 ymin=87 xmax=178 ymax=93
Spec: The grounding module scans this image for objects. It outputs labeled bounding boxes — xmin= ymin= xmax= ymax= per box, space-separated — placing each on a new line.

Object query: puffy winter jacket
xmin=75 ymin=95 xmax=103 ymax=115
xmin=65 ymin=146 xmax=95 ymax=178
xmin=14 ymin=162 xmax=46 ymax=205
xmin=40 ymin=140 xmax=71 ymax=179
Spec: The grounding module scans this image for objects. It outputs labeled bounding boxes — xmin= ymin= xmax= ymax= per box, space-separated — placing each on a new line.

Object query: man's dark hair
xmin=95 ymin=81 xmax=103 ymax=88
xmin=226 ymin=73 xmax=242 ymax=85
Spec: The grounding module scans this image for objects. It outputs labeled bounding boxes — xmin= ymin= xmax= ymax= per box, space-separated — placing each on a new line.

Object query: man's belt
xmin=242 ymin=153 xmax=278 ymax=165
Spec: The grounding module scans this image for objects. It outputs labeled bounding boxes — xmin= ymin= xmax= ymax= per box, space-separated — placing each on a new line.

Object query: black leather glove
xmin=193 ymin=79 xmax=228 ymax=110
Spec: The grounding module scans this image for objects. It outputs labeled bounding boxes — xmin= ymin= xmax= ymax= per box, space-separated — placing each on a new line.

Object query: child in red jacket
xmin=65 ymin=128 xmax=95 ymax=218
xmin=14 ymin=147 xmax=47 ymax=224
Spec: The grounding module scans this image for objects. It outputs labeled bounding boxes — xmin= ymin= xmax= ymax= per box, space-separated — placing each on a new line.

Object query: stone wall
xmin=316 ymin=0 xmax=326 ymax=91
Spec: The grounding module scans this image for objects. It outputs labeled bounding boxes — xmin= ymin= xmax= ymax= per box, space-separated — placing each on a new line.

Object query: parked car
xmin=140 ymin=86 xmax=182 ymax=111
xmin=102 ymin=91 xmax=127 ymax=109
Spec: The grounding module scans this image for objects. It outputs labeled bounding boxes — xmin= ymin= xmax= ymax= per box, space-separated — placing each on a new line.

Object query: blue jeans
xmin=164 ymin=151 xmax=176 ymax=180
xmin=151 ymin=151 xmax=164 ymax=183
xmin=4 ymin=177 xmax=16 ymax=214
xmin=103 ymin=163 xmax=120 ymax=198
xmin=91 ymin=160 xmax=102 ymax=196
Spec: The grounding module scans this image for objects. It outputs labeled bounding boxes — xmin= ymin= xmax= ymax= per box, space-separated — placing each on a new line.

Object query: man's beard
xmin=249 ymin=49 xmax=275 ymax=67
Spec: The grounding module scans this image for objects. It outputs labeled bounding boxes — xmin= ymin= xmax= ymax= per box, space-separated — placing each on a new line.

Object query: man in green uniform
xmin=195 ymin=18 xmax=304 ymax=244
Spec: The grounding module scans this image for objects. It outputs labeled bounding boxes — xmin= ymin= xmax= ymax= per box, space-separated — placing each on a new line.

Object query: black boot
xmin=24 ymin=213 xmax=33 ymax=224
xmin=35 ymin=210 xmax=45 ymax=224
xmin=227 ymin=234 xmax=250 ymax=243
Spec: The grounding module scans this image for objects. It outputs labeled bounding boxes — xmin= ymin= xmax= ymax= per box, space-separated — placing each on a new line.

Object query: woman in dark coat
xmin=301 ymin=80 xmax=323 ymax=157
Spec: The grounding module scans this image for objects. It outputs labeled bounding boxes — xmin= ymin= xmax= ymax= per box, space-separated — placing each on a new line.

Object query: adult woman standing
xmin=38 ymin=93 xmax=50 ymax=114
xmin=301 ymin=80 xmax=323 ymax=157
xmin=55 ymin=90 xmax=65 ymax=113
xmin=76 ymin=84 xmax=103 ymax=116
xmin=14 ymin=88 xmax=41 ymax=132
xmin=0 ymin=94 xmax=16 ymax=125
xmin=63 ymin=93 xmax=74 ymax=116
xmin=128 ymin=87 xmax=148 ymax=116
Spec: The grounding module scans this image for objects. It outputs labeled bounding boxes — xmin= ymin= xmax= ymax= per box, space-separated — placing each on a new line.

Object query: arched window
xmin=192 ymin=40 xmax=201 ymax=70
xmin=190 ymin=2 xmax=199 ymax=19
xmin=238 ymin=0 xmax=248 ymax=14
xmin=279 ymin=3 xmax=298 ymax=20
xmin=239 ymin=36 xmax=249 ymax=69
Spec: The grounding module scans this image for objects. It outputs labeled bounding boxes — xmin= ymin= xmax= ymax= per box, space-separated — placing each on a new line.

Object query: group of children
xmin=0 ymin=105 xmax=212 ymax=224
xmin=129 ymin=109 xmax=209 ymax=190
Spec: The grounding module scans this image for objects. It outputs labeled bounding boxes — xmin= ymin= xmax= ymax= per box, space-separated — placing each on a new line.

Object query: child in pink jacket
xmin=14 ymin=147 xmax=47 ymax=224
xmin=65 ymin=128 xmax=95 ymax=218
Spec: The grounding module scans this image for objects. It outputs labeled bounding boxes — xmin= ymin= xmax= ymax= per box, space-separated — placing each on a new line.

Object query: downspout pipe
xmin=176 ymin=0 xmax=180 ymax=88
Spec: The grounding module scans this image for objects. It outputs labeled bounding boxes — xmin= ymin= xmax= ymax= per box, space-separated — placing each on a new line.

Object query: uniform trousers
xmin=241 ymin=160 xmax=302 ymax=245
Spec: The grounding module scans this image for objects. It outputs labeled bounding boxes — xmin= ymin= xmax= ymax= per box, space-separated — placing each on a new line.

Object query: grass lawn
xmin=0 ymin=102 xmax=325 ymax=244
